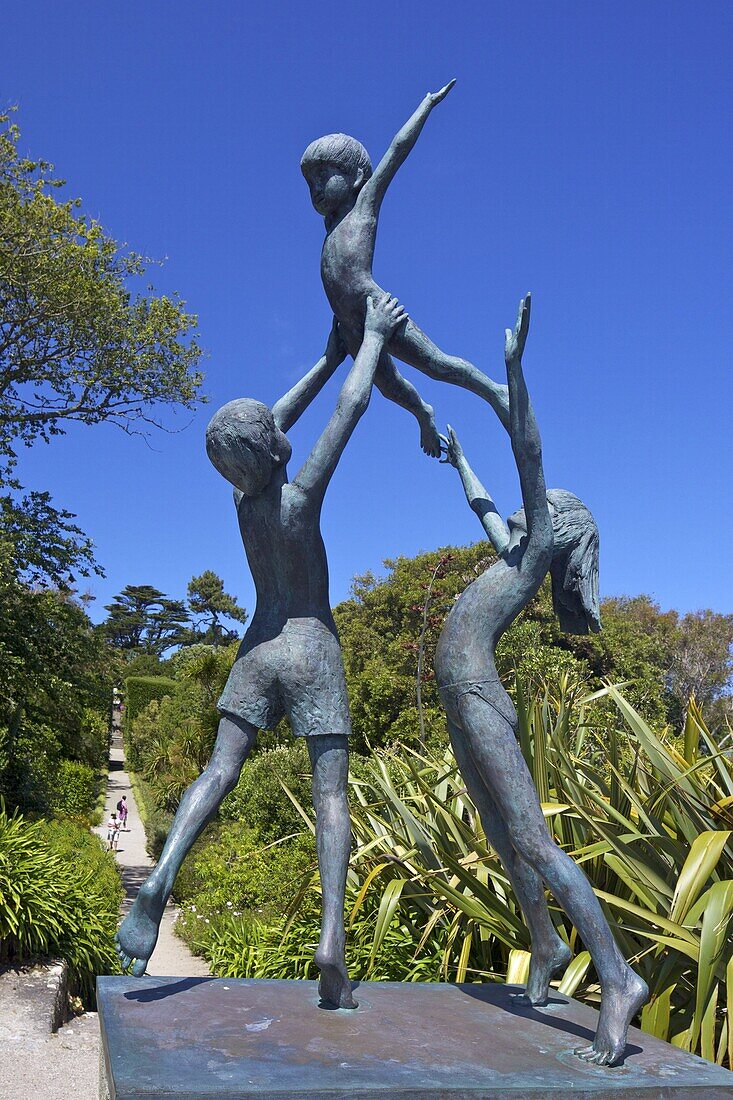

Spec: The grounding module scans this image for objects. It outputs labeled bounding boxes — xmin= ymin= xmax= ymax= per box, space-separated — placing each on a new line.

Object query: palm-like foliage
xmin=0 ymin=804 xmax=123 ymax=1001
xmin=202 ymin=682 xmax=733 ymax=1066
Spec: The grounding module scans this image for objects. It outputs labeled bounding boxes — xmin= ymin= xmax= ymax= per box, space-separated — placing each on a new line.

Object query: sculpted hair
xmin=546 ymin=489 xmax=601 ymax=635
xmin=205 ymin=399 xmax=282 ymax=489
xmin=300 ymin=134 xmax=373 ymax=182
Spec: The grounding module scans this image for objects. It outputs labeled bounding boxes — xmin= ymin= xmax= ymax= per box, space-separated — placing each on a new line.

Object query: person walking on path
xmin=117 ymin=794 xmax=129 ymax=831
xmin=106 ymin=812 xmax=120 ymax=852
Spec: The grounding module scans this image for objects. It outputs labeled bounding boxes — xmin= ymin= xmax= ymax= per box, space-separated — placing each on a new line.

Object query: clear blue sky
xmin=4 ymin=1 xmax=732 ymax=622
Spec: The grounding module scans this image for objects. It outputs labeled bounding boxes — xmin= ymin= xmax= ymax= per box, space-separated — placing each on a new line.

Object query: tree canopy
xmin=332 ymin=544 xmax=733 ymax=751
xmin=103 ymin=585 xmax=190 ymax=656
xmin=102 ymin=573 xmax=248 ymax=657
xmin=0 ymin=544 xmax=119 ymax=811
xmin=187 ymin=570 xmax=248 ymax=646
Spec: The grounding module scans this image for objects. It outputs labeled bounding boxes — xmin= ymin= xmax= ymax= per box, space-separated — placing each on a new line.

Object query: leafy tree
xmin=186 ymin=570 xmax=248 ymax=646
xmin=1 ymin=489 xmax=99 ymax=588
xmin=334 ymin=544 xmax=500 ymax=752
xmin=0 ymin=546 xmax=119 ymax=811
xmin=333 ymin=544 xmax=731 ymax=749
xmin=103 ymin=584 xmax=190 ymax=656
xmin=667 ymin=609 xmax=733 ymax=727
xmin=565 ymin=597 xmax=732 ymax=731
xmin=0 ymin=108 xmax=203 ymax=467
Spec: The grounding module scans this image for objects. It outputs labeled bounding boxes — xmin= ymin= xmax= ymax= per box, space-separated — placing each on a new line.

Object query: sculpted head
xmin=300 ymin=133 xmax=372 ymax=216
xmin=508 ymin=489 xmax=601 ymax=634
xmin=206 ymin=399 xmax=291 ymax=498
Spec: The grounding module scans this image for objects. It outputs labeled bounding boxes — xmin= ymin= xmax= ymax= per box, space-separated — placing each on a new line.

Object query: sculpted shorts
xmin=217 ymin=619 xmax=352 ymax=738
xmin=438 ymin=676 xmax=517 ymax=732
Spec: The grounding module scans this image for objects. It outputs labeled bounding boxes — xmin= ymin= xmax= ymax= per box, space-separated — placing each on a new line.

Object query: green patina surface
xmin=98 ymin=976 xmax=733 ymax=1098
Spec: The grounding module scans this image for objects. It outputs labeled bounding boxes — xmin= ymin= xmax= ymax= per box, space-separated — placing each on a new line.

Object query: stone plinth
xmin=97 ymin=975 xmax=733 ymax=1098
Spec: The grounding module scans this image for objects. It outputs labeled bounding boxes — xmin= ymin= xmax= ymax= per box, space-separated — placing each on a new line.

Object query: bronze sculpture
xmin=115 ymin=295 xmax=408 ymax=1011
xmin=436 ymin=295 xmax=648 ymax=1065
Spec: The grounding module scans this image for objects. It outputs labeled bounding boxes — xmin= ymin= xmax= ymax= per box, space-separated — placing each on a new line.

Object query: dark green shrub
xmin=175 ymin=823 xmax=315 ymax=958
xmin=220 ymin=742 xmax=313 ymax=842
xmin=0 ymin=804 xmax=123 ymax=1002
xmin=76 ymin=708 xmax=109 ymax=772
xmin=0 ymin=721 xmax=59 ymax=814
xmin=179 ymin=822 xmax=314 ymax=918
xmin=123 ymin=653 xmax=167 ymax=679
xmin=50 ymin=760 xmax=97 ymax=819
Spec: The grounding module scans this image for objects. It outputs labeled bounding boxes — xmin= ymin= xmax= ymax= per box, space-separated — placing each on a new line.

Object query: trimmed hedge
xmin=125 ymin=675 xmax=177 ymax=725
xmin=124 ymin=676 xmax=176 ymax=769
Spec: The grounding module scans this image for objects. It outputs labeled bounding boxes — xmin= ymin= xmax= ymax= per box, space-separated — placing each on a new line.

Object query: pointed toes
xmin=574 ymin=1045 xmax=616 ymax=1067
xmin=574 ymin=1046 xmax=596 ymax=1062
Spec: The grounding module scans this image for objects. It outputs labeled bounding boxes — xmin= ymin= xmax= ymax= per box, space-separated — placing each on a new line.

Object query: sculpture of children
xmin=301 ymin=80 xmax=511 ymax=459
xmin=115 ymin=293 xmax=408 ymax=1009
xmin=436 ymin=295 xmax=648 ymax=1066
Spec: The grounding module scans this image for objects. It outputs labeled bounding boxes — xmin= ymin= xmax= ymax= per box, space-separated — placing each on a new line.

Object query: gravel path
xmin=0 ymin=729 xmax=208 ymax=1099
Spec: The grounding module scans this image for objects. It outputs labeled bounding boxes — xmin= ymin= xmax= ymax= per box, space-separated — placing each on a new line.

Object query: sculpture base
xmin=97 ymin=975 xmax=733 ymax=1098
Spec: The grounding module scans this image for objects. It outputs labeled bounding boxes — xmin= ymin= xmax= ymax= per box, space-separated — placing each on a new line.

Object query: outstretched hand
xmin=325 ymin=316 xmax=348 ymax=367
xmin=505 ymin=293 xmax=531 ymax=364
xmin=428 ymin=78 xmax=456 ymax=107
xmin=439 ymin=424 xmax=464 ymax=467
xmin=364 ymin=293 xmax=408 ymax=340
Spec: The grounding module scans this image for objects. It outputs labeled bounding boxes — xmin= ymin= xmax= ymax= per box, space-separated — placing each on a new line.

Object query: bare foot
xmin=315 ymin=945 xmax=357 ymax=1010
xmin=114 ymin=878 xmax=166 ymax=977
xmin=512 ymin=940 xmax=573 ymax=1006
xmin=419 ymin=406 xmax=441 ymax=458
xmin=575 ymin=970 xmax=648 ymax=1067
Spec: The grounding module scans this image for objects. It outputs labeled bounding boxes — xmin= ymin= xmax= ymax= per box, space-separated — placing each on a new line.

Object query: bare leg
xmin=307 ymin=734 xmax=356 ymax=1009
xmin=448 ymin=720 xmax=571 ymax=1004
xmin=341 ymin=323 xmax=440 ymax=456
xmin=115 ymin=714 xmax=257 ymax=976
xmin=456 ymin=692 xmax=648 ymax=1066
xmin=389 ymin=320 xmax=510 ymax=433
xmin=374 ymin=350 xmax=441 ymax=457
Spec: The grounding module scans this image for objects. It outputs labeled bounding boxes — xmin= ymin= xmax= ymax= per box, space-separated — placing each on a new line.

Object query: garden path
xmin=94 ymin=729 xmax=211 ymax=978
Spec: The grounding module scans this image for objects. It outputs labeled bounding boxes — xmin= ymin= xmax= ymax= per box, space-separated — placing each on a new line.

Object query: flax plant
xmin=204 ymin=682 xmax=733 ymax=1066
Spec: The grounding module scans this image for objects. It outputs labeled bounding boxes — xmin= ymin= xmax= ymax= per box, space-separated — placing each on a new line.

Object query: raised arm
xmin=271 ymin=319 xmax=348 ymax=433
xmin=294 ymin=295 xmax=407 ymax=505
xmin=505 ymin=294 xmax=552 ymax=553
xmin=441 ymin=426 xmax=510 ymax=555
xmin=358 ymin=80 xmax=456 ymax=215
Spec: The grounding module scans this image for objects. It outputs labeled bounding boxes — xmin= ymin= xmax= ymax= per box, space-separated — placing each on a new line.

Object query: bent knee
xmin=313 ymin=774 xmax=349 ymax=805
xmin=204 ymin=757 xmax=240 ymax=799
xmin=510 ymin=822 xmax=555 ymax=865
xmin=515 ymin=832 xmax=573 ymax=884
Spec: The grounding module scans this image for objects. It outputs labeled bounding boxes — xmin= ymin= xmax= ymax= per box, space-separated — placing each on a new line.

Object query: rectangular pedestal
xmin=97 ymin=975 xmax=733 ymax=1099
